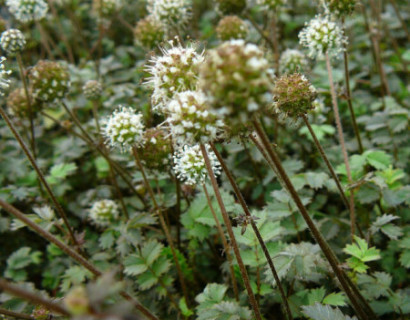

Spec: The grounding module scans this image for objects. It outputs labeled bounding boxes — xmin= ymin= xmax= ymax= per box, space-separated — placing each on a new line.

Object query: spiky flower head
xmin=31 ymin=306 xmax=50 ymax=320
xmin=92 ymin=0 xmax=122 ymax=19
xmin=139 ymin=127 xmax=171 ymax=171
xmin=216 ymin=16 xmax=248 ymax=41
xmin=7 ymin=88 xmax=39 ymax=117
xmin=166 ymin=90 xmax=224 ymax=144
xmin=134 ymin=15 xmax=164 ymax=50
xmin=145 ymin=41 xmax=204 ymax=113
xmin=0 ymin=57 xmax=11 ymax=96
xmin=5 ymin=0 xmax=49 ymax=23
xmin=173 ymin=144 xmax=221 ymax=185
xmin=64 ymin=286 xmax=90 ymax=316
xmin=147 ymin=0 xmax=191 ymax=27
xmin=0 ymin=29 xmax=26 ymax=55
xmin=256 ymin=0 xmax=286 ymax=10
xmin=29 ymin=60 xmax=70 ymax=102
xmin=273 ymin=73 xmax=317 ymax=117
xmin=299 ymin=15 xmax=347 ymax=60
xmin=89 ymin=199 xmax=119 ymax=227
xmin=279 ymin=49 xmax=309 ymax=74
xmin=324 ymin=0 xmax=357 ymax=18
xmin=104 ymin=106 xmax=145 ymax=150
xmin=199 ymin=40 xmax=274 ymax=133
xmin=82 ymin=80 xmax=102 ymax=100
xmin=216 ymin=0 xmax=247 ymax=14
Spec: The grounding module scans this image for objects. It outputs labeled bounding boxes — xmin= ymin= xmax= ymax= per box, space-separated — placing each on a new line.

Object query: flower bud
xmin=0 ymin=56 xmax=11 ymax=96
xmin=256 ymin=0 xmax=286 ymax=10
xmin=147 ymin=0 xmax=192 ymax=27
xmin=31 ymin=306 xmax=49 ymax=320
xmin=83 ymin=80 xmax=103 ymax=100
xmin=216 ymin=0 xmax=247 ymax=15
xmin=138 ymin=127 xmax=171 ymax=171
xmin=134 ymin=15 xmax=164 ymax=50
xmin=279 ymin=49 xmax=309 ymax=74
xmin=7 ymin=88 xmax=39 ymax=118
xmin=89 ymin=199 xmax=119 ymax=226
xmin=5 ymin=0 xmax=49 ymax=23
xmin=325 ymin=0 xmax=357 ymax=18
xmin=92 ymin=0 xmax=121 ymax=19
xmin=216 ymin=16 xmax=248 ymax=41
xmin=0 ymin=29 xmax=26 ymax=55
xmin=29 ymin=60 xmax=70 ymax=102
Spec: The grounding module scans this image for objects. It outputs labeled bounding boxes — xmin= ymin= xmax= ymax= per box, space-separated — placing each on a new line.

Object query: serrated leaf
xmin=50 ymin=162 xmax=78 ymax=179
xmin=365 ymin=150 xmax=391 ymax=170
xmin=141 ymin=240 xmax=163 ymax=265
xmin=302 ymin=303 xmax=358 ymax=320
xmin=305 ymin=172 xmax=329 ymax=190
xmin=123 ymin=255 xmax=148 ymax=275
xmin=323 ymin=292 xmax=346 ymax=306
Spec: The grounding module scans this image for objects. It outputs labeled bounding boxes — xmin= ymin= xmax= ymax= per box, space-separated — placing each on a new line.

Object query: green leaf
xmin=50 ymin=162 xmax=78 ymax=180
xmin=323 ymin=292 xmax=346 ymax=306
xmin=179 ymin=298 xmax=194 ymax=317
xmin=302 ymin=303 xmax=357 ymax=320
xmin=343 ymin=237 xmax=380 ymax=273
xmin=364 ymin=150 xmax=391 ymax=170
xmin=305 ymin=172 xmax=329 ymax=190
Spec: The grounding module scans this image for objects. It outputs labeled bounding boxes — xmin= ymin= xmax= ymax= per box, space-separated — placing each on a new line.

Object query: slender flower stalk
xmin=0 ymin=200 xmax=158 ymax=320
xmin=0 ymin=106 xmax=79 ymax=249
xmin=252 ymin=120 xmax=377 ymax=320
xmin=132 ymin=146 xmax=190 ymax=307
xmin=0 ymin=279 xmax=69 ymax=316
xmin=325 ymin=52 xmax=356 ymax=239
xmin=202 ymin=183 xmax=239 ymax=301
xmin=210 ymin=142 xmax=293 ymax=320
xmin=0 ymin=307 xmax=33 ymax=320
xmin=200 ymin=144 xmax=262 ymax=320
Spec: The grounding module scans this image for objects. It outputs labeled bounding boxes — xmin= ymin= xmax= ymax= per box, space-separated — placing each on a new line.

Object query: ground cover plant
xmin=0 ymin=0 xmax=409 ymax=319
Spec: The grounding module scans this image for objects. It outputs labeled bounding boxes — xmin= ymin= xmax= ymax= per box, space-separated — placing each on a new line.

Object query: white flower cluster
xmin=279 ymin=49 xmax=309 ymax=74
xmin=83 ymin=80 xmax=102 ymax=100
xmin=256 ymin=0 xmax=286 ymax=9
xmin=145 ymin=41 xmax=204 ymax=112
xmin=166 ymin=90 xmax=224 ymax=144
xmin=104 ymin=106 xmax=145 ymax=150
xmin=93 ymin=0 xmax=122 ymax=19
xmin=147 ymin=0 xmax=191 ymax=27
xmin=0 ymin=29 xmax=26 ymax=55
xmin=173 ymin=144 xmax=221 ymax=185
xmin=0 ymin=57 xmax=11 ymax=96
xmin=6 ymin=0 xmax=48 ymax=23
xmin=89 ymin=199 xmax=119 ymax=227
xmin=299 ymin=15 xmax=347 ymax=60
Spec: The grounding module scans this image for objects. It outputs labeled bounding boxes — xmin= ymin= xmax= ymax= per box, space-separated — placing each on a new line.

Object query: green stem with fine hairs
xmin=200 ymin=144 xmax=262 ymax=320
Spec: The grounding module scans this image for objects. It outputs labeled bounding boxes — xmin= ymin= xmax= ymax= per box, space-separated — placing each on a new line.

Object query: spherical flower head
xmin=104 ymin=106 xmax=145 ymax=150
xmin=299 ymin=15 xmax=347 ymax=60
xmin=64 ymin=286 xmax=90 ymax=316
xmin=256 ymin=0 xmax=286 ymax=10
xmin=0 ymin=29 xmax=26 ymax=55
xmin=7 ymin=88 xmax=39 ymax=118
xmin=199 ymin=40 xmax=274 ymax=134
xmin=173 ymin=144 xmax=221 ymax=185
xmin=273 ymin=73 xmax=317 ymax=118
xmin=324 ymin=0 xmax=357 ymax=18
xmin=29 ymin=60 xmax=70 ymax=102
xmin=139 ymin=127 xmax=171 ymax=171
xmin=216 ymin=16 xmax=248 ymax=41
xmin=6 ymin=0 xmax=49 ymax=23
xmin=92 ymin=0 xmax=122 ymax=19
xmin=89 ymin=199 xmax=119 ymax=227
xmin=0 ymin=57 xmax=11 ymax=96
xmin=134 ymin=15 xmax=164 ymax=50
xmin=216 ymin=0 xmax=247 ymax=14
xmin=82 ymin=80 xmax=102 ymax=100
xmin=279 ymin=49 xmax=309 ymax=74
xmin=147 ymin=0 xmax=191 ymax=27
xmin=145 ymin=41 xmax=205 ymax=112
xmin=166 ymin=90 xmax=224 ymax=144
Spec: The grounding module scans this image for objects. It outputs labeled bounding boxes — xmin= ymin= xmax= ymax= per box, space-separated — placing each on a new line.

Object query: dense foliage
xmin=0 ymin=0 xmax=408 ymax=320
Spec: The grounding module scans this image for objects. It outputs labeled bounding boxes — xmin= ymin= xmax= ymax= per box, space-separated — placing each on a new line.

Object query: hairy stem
xmin=325 ymin=53 xmax=356 ymax=239
xmin=0 ymin=279 xmax=69 ymax=316
xmin=132 ymin=146 xmax=190 ymax=307
xmin=210 ymin=142 xmax=293 ymax=320
xmin=0 ymin=307 xmax=33 ymax=320
xmin=252 ymin=120 xmax=377 ymax=320
xmin=202 ymin=183 xmax=239 ymax=301
xmin=200 ymin=144 xmax=262 ymax=320
xmin=0 ymin=106 xmax=79 ymax=249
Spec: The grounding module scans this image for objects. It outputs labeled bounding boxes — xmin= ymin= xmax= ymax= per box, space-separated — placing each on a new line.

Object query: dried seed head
xmin=299 ymin=15 xmax=347 ymax=59
xmin=89 ymin=199 xmax=119 ymax=227
xmin=216 ymin=0 xmax=247 ymax=14
xmin=134 ymin=15 xmax=164 ymax=50
xmin=145 ymin=41 xmax=204 ymax=113
xmin=199 ymin=40 xmax=274 ymax=134
xmin=273 ymin=73 xmax=317 ymax=117
xmin=6 ymin=0 xmax=49 ymax=23
xmin=216 ymin=16 xmax=248 ymax=41
xmin=173 ymin=144 xmax=221 ymax=185
xmin=0 ymin=29 xmax=26 ymax=55
xmin=166 ymin=90 xmax=224 ymax=144
xmin=138 ymin=127 xmax=171 ymax=171
xmin=279 ymin=49 xmax=309 ymax=74
xmin=64 ymin=286 xmax=90 ymax=316
xmin=29 ymin=60 xmax=70 ymax=102
xmin=104 ymin=106 xmax=145 ymax=150
xmin=82 ymin=80 xmax=103 ymax=100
